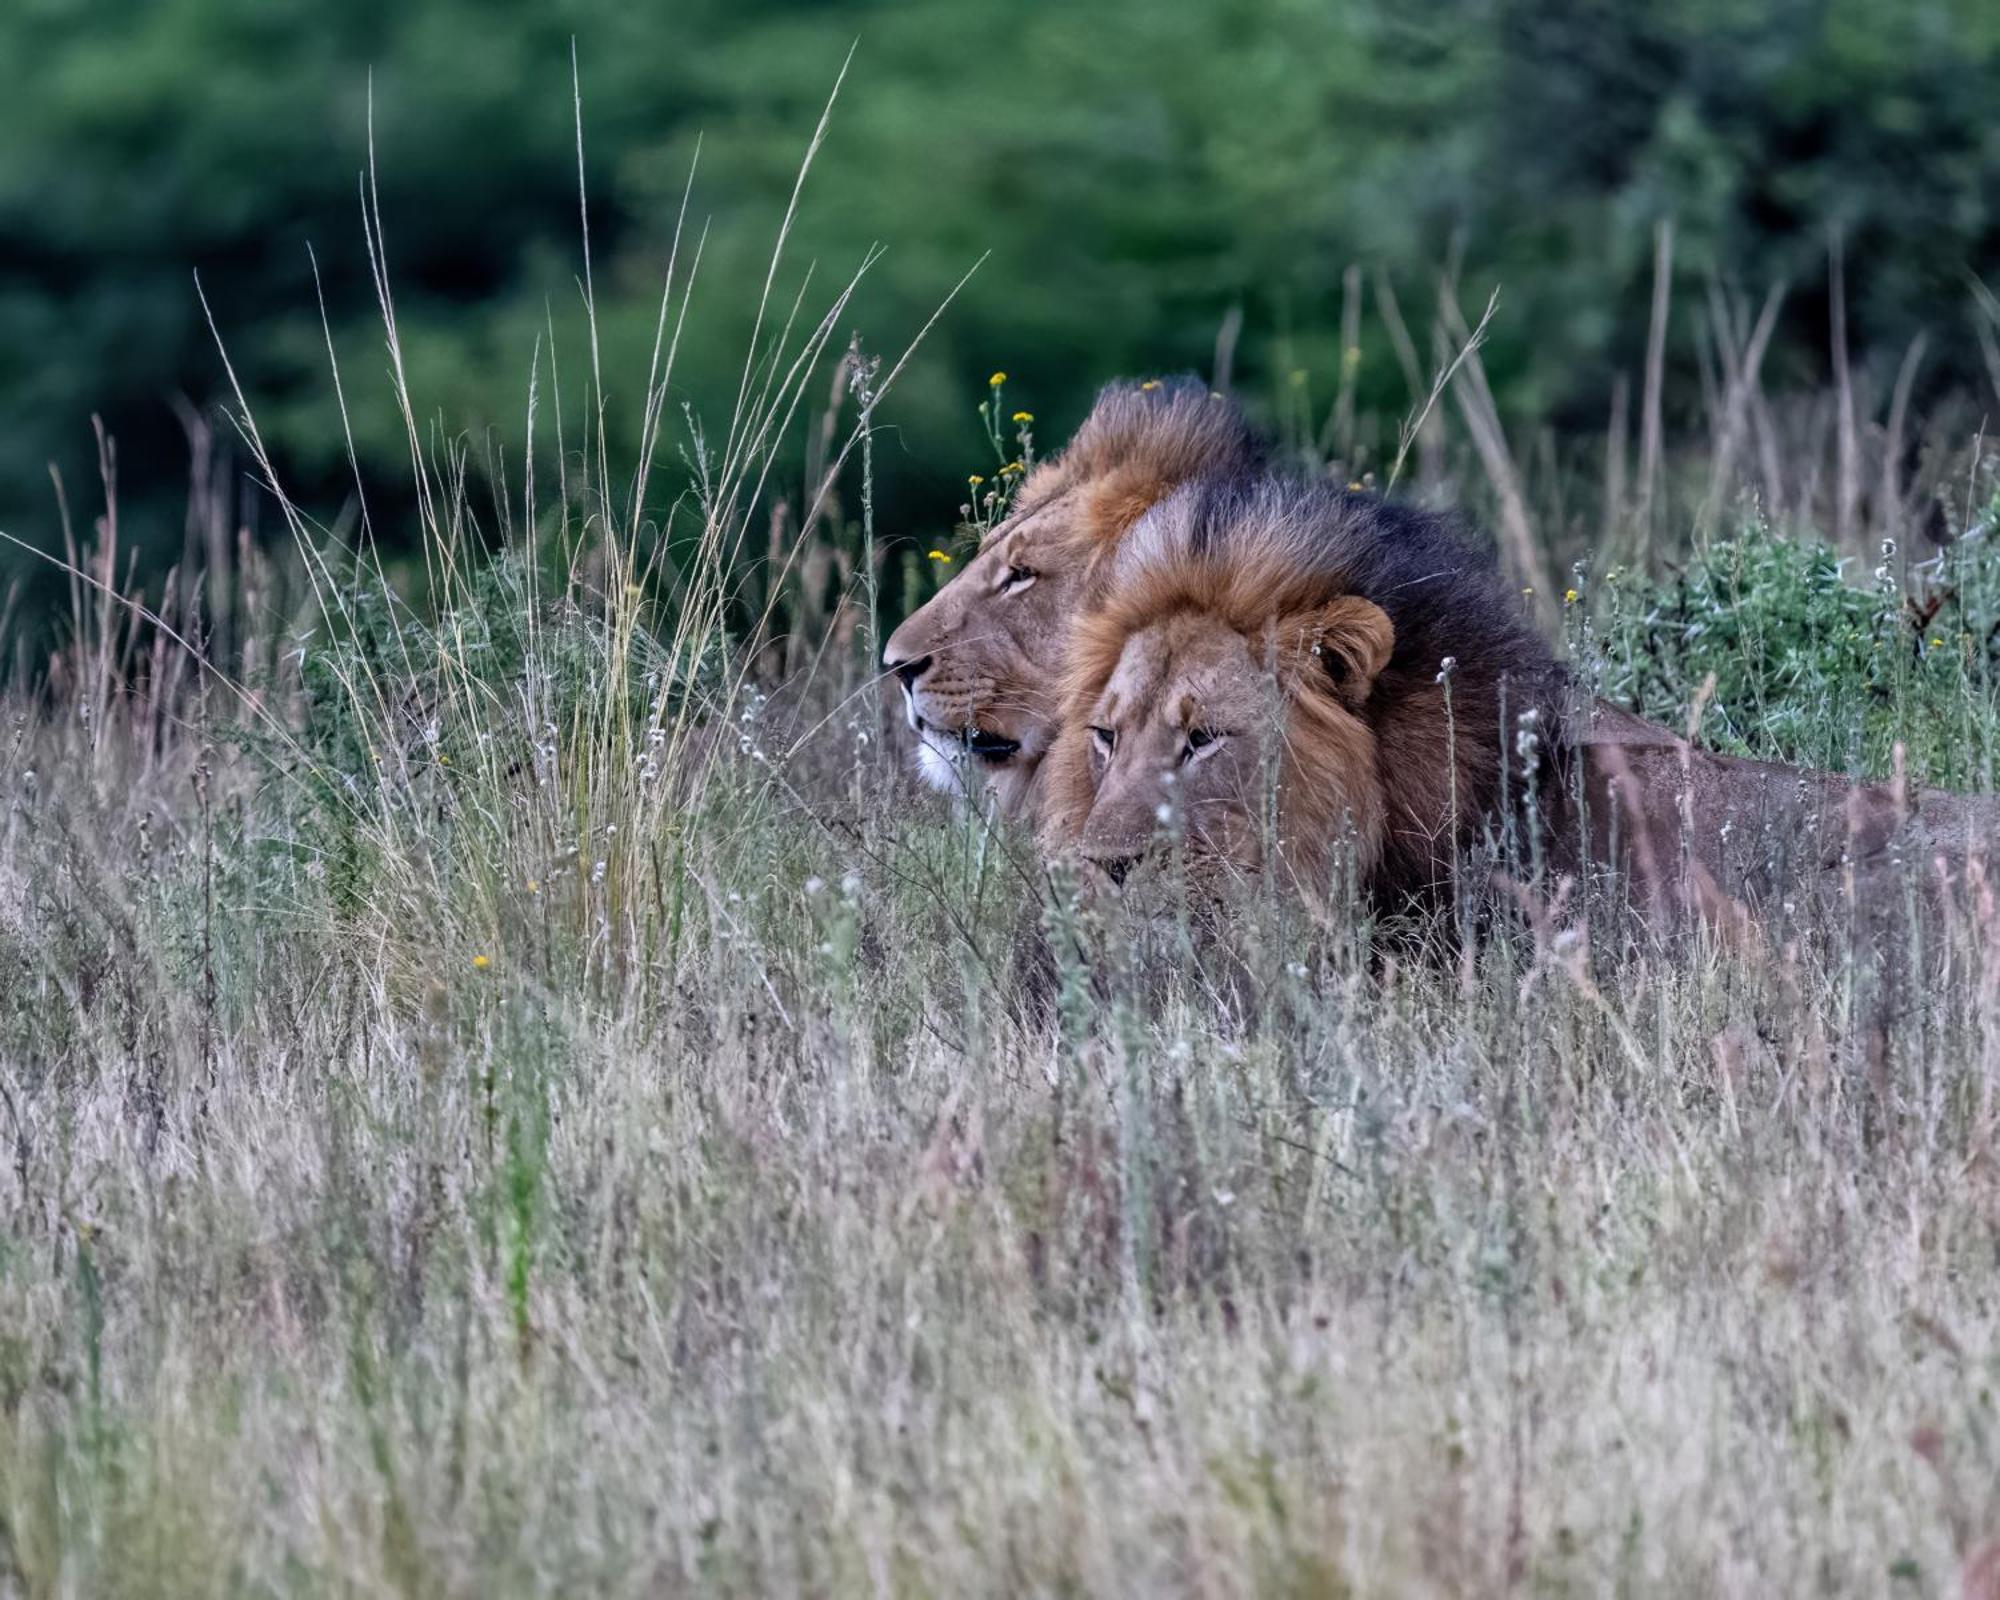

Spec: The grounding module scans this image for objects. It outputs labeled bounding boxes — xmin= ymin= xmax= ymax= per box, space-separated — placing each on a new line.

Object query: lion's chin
xmin=914 ymin=732 xmax=1024 ymax=789
xmin=910 ymin=728 xmax=1047 ymax=818
xmin=914 ymin=738 xmax=967 ymax=794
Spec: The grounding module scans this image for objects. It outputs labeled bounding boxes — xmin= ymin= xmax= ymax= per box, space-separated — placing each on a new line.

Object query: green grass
xmin=1593 ymin=519 xmax=2000 ymax=788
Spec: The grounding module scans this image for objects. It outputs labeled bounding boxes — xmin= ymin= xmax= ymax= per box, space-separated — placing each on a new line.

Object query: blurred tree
xmin=1 ymin=0 xmax=1996 ymax=612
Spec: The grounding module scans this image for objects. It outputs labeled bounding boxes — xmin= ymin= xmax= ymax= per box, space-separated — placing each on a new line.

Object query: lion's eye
xmin=1089 ymin=725 xmax=1116 ymax=756
xmin=1182 ymin=727 xmax=1224 ymax=763
xmin=999 ymin=564 xmax=1037 ymax=595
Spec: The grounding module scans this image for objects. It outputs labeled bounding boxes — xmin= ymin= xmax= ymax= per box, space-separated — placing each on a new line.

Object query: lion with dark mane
xmin=882 ymin=377 xmax=1265 ymax=820
xmin=1040 ymin=475 xmax=1565 ymax=905
xmin=1042 ymin=472 xmax=2000 ymax=941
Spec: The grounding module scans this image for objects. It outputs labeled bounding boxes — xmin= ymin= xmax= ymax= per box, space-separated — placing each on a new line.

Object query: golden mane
xmin=1007 ymin=377 xmax=1268 ymax=556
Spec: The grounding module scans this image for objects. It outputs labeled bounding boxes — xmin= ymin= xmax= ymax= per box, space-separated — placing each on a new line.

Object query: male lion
xmin=1039 ymin=476 xmax=1563 ymax=904
xmin=1045 ymin=474 xmax=2000 ymax=938
xmin=882 ymin=377 xmax=1264 ymax=820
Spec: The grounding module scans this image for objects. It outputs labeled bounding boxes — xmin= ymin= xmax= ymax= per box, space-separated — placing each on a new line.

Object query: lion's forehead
xmin=1098 ymin=630 xmax=1171 ymax=711
xmin=981 ymin=490 xmax=1069 ymax=555
xmin=910 ymin=540 xmax=1046 ymax=653
xmin=1104 ymin=618 xmax=1266 ymax=720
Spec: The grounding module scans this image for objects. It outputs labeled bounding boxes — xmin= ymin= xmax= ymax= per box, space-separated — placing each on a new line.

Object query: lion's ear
xmin=1284 ymin=595 xmax=1393 ymax=708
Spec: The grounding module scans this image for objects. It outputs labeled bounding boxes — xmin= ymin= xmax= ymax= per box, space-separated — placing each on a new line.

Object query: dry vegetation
xmin=6 ymin=122 xmax=2000 ymax=1599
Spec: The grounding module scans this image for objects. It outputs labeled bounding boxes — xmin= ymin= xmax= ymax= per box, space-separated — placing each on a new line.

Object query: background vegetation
xmin=5 ymin=0 xmax=2000 ymax=609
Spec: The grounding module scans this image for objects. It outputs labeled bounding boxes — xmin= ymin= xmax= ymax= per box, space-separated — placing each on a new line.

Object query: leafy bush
xmin=1592 ymin=502 xmax=2000 ymax=788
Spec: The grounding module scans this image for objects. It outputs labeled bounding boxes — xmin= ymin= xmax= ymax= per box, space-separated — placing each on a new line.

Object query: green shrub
xmin=1592 ymin=506 xmax=2000 ymax=789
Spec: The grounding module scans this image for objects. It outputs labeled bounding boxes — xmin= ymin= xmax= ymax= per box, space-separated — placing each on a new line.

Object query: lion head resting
xmin=882 ymin=377 xmax=1265 ymax=820
xmin=1040 ymin=477 xmax=1565 ymax=903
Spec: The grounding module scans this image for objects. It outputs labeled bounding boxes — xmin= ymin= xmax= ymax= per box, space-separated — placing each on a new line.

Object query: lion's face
xmin=1064 ymin=611 xmax=1281 ymax=877
xmin=881 ymin=491 xmax=1102 ymax=817
xmin=1047 ymin=596 xmax=1395 ymax=891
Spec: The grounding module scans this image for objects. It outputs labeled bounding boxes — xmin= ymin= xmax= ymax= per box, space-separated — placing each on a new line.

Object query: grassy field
xmin=7 ymin=158 xmax=2000 ymax=1598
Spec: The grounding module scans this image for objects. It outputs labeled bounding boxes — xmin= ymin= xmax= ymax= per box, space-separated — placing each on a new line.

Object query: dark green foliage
xmin=5 ymin=0 xmax=2000 ymax=602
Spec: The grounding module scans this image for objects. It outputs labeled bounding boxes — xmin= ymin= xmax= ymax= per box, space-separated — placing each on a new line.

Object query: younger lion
xmin=1040 ymin=476 xmax=1563 ymax=904
xmin=882 ymin=377 xmax=1264 ymax=820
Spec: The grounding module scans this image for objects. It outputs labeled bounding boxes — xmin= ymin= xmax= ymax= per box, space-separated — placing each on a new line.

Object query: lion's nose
xmin=884 ymin=650 xmax=932 ymax=691
xmin=1088 ymin=854 xmax=1141 ymax=888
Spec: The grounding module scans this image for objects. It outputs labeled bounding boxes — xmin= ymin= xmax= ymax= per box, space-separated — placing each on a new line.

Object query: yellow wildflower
xmin=1564 ymin=588 xmax=1580 ymax=605
xmin=988 ymin=371 xmax=1006 ymax=387
xmin=1140 ymin=379 xmax=1161 ymax=391
xmin=1000 ymin=461 xmax=1024 ymax=475
xmin=927 ymin=549 xmax=953 ymax=564
xmin=968 ymin=474 xmax=985 ymax=487
xmin=1012 ymin=410 xmax=1033 ymax=425
xmin=471 ymin=954 xmax=491 ymax=971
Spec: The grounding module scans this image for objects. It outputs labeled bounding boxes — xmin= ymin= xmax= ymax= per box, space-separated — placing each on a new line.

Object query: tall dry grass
xmin=5 ymin=88 xmax=2000 ymax=1598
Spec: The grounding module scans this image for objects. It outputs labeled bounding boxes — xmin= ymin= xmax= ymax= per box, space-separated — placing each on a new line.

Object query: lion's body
xmin=897 ymin=380 xmax=2000 ymax=942
xmin=1561 ymin=698 xmax=2000 ymax=939
xmin=881 ymin=379 xmax=1264 ymax=821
